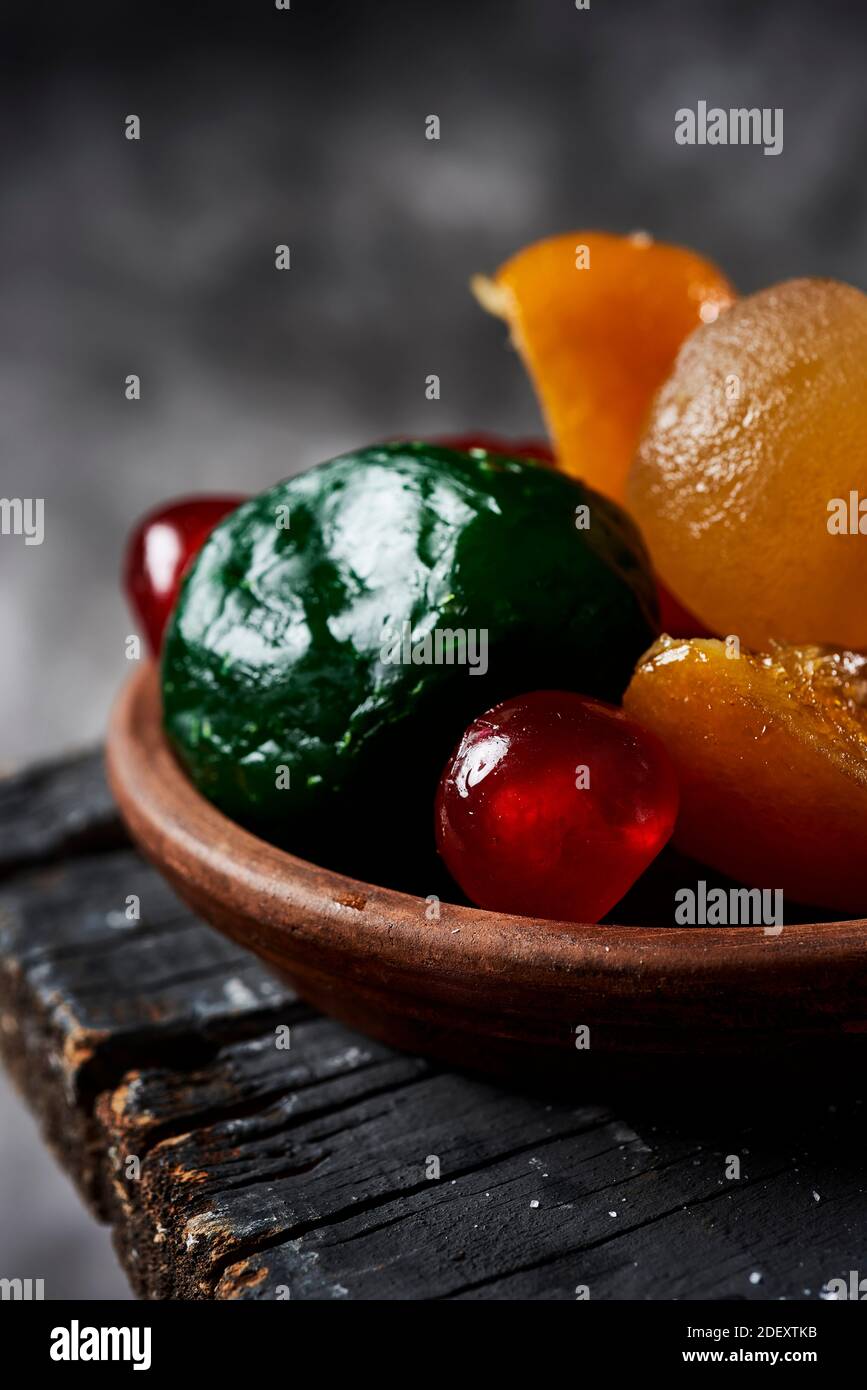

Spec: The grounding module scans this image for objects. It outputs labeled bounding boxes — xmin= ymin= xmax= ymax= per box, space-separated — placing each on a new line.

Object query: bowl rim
xmin=106 ymin=664 xmax=867 ymax=990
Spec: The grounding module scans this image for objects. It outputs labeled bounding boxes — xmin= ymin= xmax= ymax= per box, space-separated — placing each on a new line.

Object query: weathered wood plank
xmin=0 ymin=750 xmax=124 ymax=878
xmin=1 ymin=750 xmax=866 ymax=1301
xmin=101 ymin=1044 xmax=867 ymax=1300
xmin=0 ymin=843 xmax=299 ymax=1213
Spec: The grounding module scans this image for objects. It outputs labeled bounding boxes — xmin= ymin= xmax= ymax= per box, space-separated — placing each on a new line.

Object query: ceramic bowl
xmin=106 ymin=664 xmax=867 ymax=1083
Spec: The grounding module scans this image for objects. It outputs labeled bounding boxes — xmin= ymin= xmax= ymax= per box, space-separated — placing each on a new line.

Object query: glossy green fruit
xmin=162 ymin=443 xmax=658 ymax=879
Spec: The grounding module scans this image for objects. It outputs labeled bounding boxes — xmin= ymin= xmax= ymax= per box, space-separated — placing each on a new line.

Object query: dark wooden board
xmin=1 ymin=750 xmax=865 ymax=1299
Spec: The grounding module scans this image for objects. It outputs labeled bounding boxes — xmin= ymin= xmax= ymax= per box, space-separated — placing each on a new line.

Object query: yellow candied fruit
xmin=628 ymin=277 xmax=867 ymax=650
xmin=623 ymin=635 xmax=867 ymax=914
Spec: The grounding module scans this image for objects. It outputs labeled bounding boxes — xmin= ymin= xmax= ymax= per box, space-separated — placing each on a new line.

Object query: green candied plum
xmin=162 ymin=442 xmax=658 ymax=882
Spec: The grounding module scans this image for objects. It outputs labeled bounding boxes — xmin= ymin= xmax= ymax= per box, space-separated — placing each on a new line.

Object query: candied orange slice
xmin=473 ymin=231 xmax=734 ymax=503
xmin=623 ymin=636 xmax=867 ymax=914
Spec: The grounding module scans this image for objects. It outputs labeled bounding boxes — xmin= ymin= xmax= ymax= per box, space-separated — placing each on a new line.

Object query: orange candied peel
xmin=623 ymin=635 xmax=867 ymax=915
xmin=473 ymin=231 xmax=734 ymax=503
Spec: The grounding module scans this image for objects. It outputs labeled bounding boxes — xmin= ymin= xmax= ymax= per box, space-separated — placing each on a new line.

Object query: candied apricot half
xmin=628 ymin=277 xmax=867 ymax=650
xmin=623 ymin=636 xmax=867 ymax=915
xmin=473 ymin=231 xmax=734 ymax=503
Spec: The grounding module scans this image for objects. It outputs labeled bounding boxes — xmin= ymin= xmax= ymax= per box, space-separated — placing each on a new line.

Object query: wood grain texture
xmin=0 ymin=748 xmax=125 ymax=878
xmin=1 ymin=745 xmax=867 ymax=1300
xmin=106 ymin=664 xmax=867 ymax=1080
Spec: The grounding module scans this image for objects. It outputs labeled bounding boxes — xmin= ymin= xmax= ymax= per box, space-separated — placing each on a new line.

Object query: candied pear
xmin=628 ymin=278 xmax=867 ymax=650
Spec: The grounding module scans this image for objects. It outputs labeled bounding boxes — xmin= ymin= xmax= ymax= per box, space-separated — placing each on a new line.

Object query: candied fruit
xmin=124 ymin=495 xmax=246 ymax=654
xmin=623 ymin=636 xmax=867 ymax=914
xmin=435 ymin=690 xmax=679 ymax=924
xmin=628 ymin=277 xmax=867 ymax=650
xmin=473 ymin=231 xmax=734 ymax=503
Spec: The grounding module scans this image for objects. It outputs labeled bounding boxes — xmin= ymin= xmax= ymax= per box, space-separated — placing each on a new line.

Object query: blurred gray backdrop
xmin=1 ymin=0 xmax=865 ymax=1298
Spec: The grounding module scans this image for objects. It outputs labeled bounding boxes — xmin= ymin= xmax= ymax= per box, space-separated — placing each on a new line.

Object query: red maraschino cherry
xmin=436 ymin=690 xmax=679 ymax=924
xmin=123 ymin=495 xmax=245 ymax=654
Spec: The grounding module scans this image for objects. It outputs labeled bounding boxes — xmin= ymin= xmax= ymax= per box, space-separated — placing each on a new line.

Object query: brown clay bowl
xmin=106 ymin=664 xmax=867 ymax=1085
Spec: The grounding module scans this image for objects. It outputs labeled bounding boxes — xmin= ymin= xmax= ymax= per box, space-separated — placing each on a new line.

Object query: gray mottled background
xmin=1 ymin=0 xmax=865 ymax=1298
